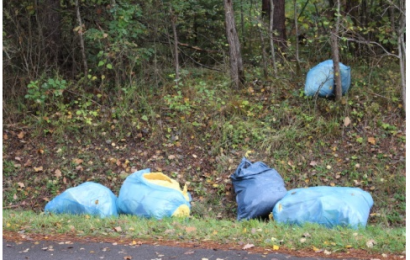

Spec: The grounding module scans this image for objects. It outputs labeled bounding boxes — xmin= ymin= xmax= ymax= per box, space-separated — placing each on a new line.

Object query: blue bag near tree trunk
xmin=304 ymin=60 xmax=351 ymax=97
xmin=231 ymin=158 xmax=287 ymax=220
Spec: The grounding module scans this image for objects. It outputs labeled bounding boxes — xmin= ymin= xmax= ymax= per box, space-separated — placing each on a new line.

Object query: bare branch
xmin=337 ymin=36 xmax=399 ymax=59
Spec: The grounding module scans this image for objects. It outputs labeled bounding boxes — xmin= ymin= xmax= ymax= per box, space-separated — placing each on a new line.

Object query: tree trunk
xmin=170 ymin=7 xmax=180 ymax=83
xmin=224 ymin=0 xmax=245 ymax=88
xmin=269 ymin=0 xmax=277 ymax=77
xmin=397 ymin=0 xmax=406 ymax=112
xmin=42 ymin=0 xmax=62 ymax=67
xmin=294 ymin=0 xmax=301 ymax=75
xmin=331 ymin=0 xmax=342 ymax=100
xmin=262 ymin=0 xmax=286 ymax=50
xmin=75 ymin=0 xmax=88 ymax=77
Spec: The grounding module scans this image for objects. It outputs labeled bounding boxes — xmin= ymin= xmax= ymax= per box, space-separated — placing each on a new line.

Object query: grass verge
xmin=3 ymin=209 xmax=406 ymax=257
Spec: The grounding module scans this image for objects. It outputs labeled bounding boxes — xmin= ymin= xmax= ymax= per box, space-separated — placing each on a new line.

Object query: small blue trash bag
xmin=44 ymin=182 xmax=118 ymax=218
xmin=231 ymin=158 xmax=287 ymax=221
xmin=304 ymin=60 xmax=351 ymax=97
xmin=116 ymin=168 xmax=192 ymax=219
xmin=272 ymin=186 xmax=374 ymax=229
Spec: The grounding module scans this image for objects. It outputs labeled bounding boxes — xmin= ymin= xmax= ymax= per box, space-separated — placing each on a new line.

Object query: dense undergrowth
xmin=3 ymin=57 xmax=405 ymax=228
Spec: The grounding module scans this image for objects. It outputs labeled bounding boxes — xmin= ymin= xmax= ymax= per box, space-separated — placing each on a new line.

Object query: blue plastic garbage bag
xmin=304 ymin=60 xmax=351 ymax=97
xmin=272 ymin=186 xmax=373 ymax=229
xmin=231 ymin=158 xmax=287 ymax=221
xmin=44 ymin=182 xmax=118 ymax=218
xmin=116 ymin=168 xmax=192 ymax=219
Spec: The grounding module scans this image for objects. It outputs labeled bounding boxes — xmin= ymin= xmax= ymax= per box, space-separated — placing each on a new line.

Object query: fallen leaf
xmin=168 ymin=155 xmax=176 ymax=160
xmin=303 ymin=232 xmax=311 ymax=237
xmin=24 ymin=159 xmax=32 ymax=167
xmin=300 ymin=238 xmax=306 ymax=243
xmin=73 ymin=158 xmax=83 ymax=165
xmin=344 ymin=117 xmax=351 ymax=127
xmin=34 ymin=166 xmax=43 ymax=172
xmin=113 ymin=226 xmax=122 ymax=232
xmin=17 ymin=182 xmax=25 ymax=188
xmin=242 ymin=243 xmax=254 ymax=250
xmin=54 ymin=169 xmax=62 ymax=178
xmin=17 ymin=132 xmax=25 ymax=139
xmin=273 ymin=245 xmax=279 ymax=250
xmin=312 ymin=246 xmax=322 ymax=252
xmin=309 ymin=161 xmax=317 ymax=167
xmin=184 ymin=250 xmax=195 ymax=255
xmin=13 ymin=194 xmax=17 ymax=200
xmin=368 ymin=137 xmax=376 ymax=145
xmin=366 ymin=239 xmax=376 ymax=248
xmin=324 ymin=250 xmax=332 ymax=255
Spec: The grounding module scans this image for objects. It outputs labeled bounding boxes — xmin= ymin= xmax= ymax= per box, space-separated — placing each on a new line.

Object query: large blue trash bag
xmin=231 ymin=158 xmax=287 ymax=221
xmin=116 ymin=168 xmax=192 ymax=219
xmin=304 ymin=60 xmax=351 ymax=97
xmin=44 ymin=182 xmax=118 ymax=218
xmin=272 ymin=186 xmax=373 ymax=229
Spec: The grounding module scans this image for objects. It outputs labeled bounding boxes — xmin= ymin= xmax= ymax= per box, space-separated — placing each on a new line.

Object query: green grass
xmin=3 ymin=210 xmax=406 ymax=255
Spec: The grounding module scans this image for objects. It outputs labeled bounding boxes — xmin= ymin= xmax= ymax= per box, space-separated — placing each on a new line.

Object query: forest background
xmin=2 ymin=0 xmax=406 ymax=231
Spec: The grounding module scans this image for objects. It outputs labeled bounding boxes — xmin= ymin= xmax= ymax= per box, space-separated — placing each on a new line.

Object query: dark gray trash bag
xmin=231 ymin=157 xmax=287 ymax=220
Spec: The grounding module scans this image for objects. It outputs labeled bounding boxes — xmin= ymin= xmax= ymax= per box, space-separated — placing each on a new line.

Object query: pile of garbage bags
xmin=304 ymin=60 xmax=351 ymax=97
xmin=231 ymin=158 xmax=373 ymax=229
xmin=44 ymin=168 xmax=191 ymax=219
xmin=45 ymin=158 xmax=374 ymax=229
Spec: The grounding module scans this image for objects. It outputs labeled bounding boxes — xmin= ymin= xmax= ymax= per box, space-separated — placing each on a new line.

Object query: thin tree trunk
xmin=170 ymin=6 xmax=180 ymax=83
xmin=240 ymin=0 xmax=245 ymax=46
xmin=398 ymin=34 xmax=405 ymax=112
xmin=397 ymin=0 xmax=406 ymax=112
xmin=258 ymin=22 xmax=268 ymax=79
xmin=75 ymin=0 xmax=88 ymax=76
xmin=331 ymin=0 xmax=342 ymax=100
xmin=294 ymin=0 xmax=301 ymax=75
xmin=224 ymin=0 xmax=245 ymax=88
xmin=269 ymin=0 xmax=277 ymax=77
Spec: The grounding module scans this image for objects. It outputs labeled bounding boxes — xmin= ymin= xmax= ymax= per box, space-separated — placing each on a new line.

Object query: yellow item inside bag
xmin=143 ymin=172 xmax=190 ymax=202
xmin=172 ymin=204 xmax=190 ymax=217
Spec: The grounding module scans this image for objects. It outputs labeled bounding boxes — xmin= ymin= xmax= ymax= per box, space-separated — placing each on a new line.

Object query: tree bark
xmin=75 ymin=0 xmax=88 ymax=77
xmin=294 ymin=0 xmax=301 ymax=75
xmin=262 ymin=0 xmax=287 ymax=50
xmin=224 ymin=0 xmax=245 ymax=88
xmin=170 ymin=6 xmax=180 ymax=83
xmin=331 ymin=0 xmax=342 ymax=100
xmin=269 ymin=0 xmax=277 ymax=77
xmin=42 ymin=0 xmax=62 ymax=67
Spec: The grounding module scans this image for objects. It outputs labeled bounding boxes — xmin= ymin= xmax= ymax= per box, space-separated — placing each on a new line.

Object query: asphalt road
xmin=3 ymin=239 xmax=357 ymax=260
